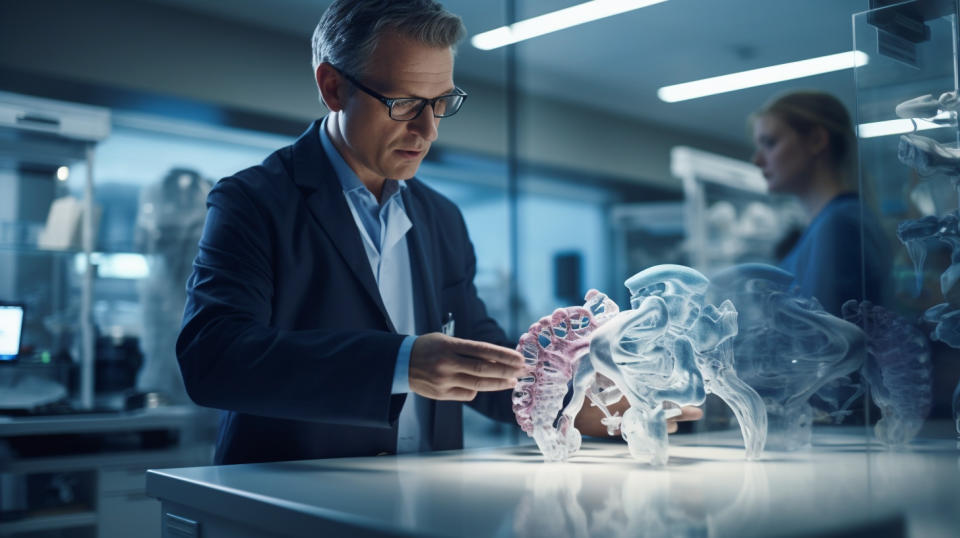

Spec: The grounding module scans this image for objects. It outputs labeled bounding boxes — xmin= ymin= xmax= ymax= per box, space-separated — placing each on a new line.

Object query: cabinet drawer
xmin=98 ymin=493 xmax=160 ymax=538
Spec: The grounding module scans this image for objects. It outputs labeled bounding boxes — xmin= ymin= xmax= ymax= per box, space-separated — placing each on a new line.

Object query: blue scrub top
xmin=779 ymin=193 xmax=889 ymax=315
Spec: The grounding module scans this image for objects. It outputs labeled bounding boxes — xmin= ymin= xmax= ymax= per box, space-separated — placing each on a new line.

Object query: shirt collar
xmin=318 ymin=116 xmax=407 ymax=202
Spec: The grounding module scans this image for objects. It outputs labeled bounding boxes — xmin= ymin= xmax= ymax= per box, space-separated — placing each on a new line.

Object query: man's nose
xmin=409 ymin=105 xmax=439 ymax=142
xmin=751 ymin=151 xmax=763 ymax=167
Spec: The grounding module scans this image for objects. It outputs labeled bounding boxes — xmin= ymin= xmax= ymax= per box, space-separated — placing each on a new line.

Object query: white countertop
xmin=146 ymin=424 xmax=960 ymax=537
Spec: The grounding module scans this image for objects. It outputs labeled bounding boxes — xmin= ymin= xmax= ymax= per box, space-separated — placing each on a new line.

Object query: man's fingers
xmin=669 ymin=405 xmax=703 ymax=422
xmin=410 ymin=334 xmax=526 ymax=401
xmin=667 ymin=422 xmax=678 ymax=434
xmin=449 ymin=337 xmax=524 ymax=367
xmin=453 ymin=373 xmax=518 ymax=392
xmin=432 ymin=342 xmax=525 ymax=379
xmin=439 ymin=387 xmax=477 ymax=401
xmin=459 ymin=357 xmax=525 ymax=379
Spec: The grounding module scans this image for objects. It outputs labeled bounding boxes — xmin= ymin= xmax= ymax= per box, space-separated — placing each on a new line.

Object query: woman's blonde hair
xmin=752 ymin=90 xmax=858 ymax=191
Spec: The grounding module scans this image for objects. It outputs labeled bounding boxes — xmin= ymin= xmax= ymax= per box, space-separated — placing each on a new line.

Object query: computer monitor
xmin=0 ymin=304 xmax=25 ymax=362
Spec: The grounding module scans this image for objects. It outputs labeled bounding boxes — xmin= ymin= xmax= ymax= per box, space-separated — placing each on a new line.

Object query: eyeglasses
xmin=332 ymin=66 xmax=468 ymax=121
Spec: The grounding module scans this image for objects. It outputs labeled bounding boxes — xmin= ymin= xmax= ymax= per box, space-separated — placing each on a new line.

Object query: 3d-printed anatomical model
xmin=600 ymin=266 xmax=766 ymax=464
xmin=706 ymin=264 xmax=866 ymax=451
xmin=897 ymin=210 xmax=960 ymax=297
xmin=841 ymin=300 xmax=933 ymax=446
xmin=921 ymin=303 xmax=960 ymax=434
xmin=898 ymin=134 xmax=960 ymax=177
xmin=513 ymin=290 xmax=624 ymax=461
xmin=897 ymin=215 xmax=942 ymax=296
xmin=954 ymin=381 xmax=960 ymax=435
xmin=895 ymin=114 xmax=960 ymax=437
xmin=923 ymin=303 xmax=960 ymax=348
xmin=514 ymin=265 xmax=767 ymax=465
xmin=895 ymin=212 xmax=960 ymax=436
xmin=513 ymin=304 xmax=610 ymax=462
xmin=895 ymin=91 xmax=958 ymax=119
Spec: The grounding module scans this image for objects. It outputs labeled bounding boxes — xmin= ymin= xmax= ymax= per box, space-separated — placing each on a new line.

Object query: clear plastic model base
xmin=842 ymin=300 xmax=933 ymax=447
xmin=706 ymin=264 xmax=866 ymax=451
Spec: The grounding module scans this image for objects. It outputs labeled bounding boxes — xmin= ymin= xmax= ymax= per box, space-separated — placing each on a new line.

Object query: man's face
xmin=334 ymin=31 xmax=454 ymax=184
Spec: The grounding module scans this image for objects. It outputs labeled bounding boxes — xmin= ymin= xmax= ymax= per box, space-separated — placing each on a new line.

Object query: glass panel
xmin=853 ymin=0 xmax=960 ymax=443
xmin=440 ymin=1 xmax=515 ymax=447
xmin=419 ymin=154 xmax=511 ymax=329
xmin=64 ymin=117 xmax=292 ymax=403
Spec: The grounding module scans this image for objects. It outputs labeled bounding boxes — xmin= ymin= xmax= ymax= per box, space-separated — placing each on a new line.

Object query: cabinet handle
xmin=164 ymin=512 xmax=200 ymax=537
xmin=15 ymin=113 xmax=61 ymax=129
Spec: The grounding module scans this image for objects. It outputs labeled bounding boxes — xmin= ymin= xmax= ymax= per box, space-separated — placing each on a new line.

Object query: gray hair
xmin=311 ymin=0 xmax=466 ymax=78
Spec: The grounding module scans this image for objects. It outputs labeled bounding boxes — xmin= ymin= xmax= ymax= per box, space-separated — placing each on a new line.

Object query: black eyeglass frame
xmin=331 ymin=65 xmax=468 ymax=121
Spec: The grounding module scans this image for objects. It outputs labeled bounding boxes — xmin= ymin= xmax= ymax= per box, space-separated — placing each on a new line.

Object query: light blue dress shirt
xmin=319 ymin=119 xmax=429 ymax=453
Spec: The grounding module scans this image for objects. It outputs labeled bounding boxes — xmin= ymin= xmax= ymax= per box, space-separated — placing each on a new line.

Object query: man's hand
xmin=410 ymin=333 xmax=526 ymax=401
xmin=574 ymin=396 xmax=704 ymax=436
xmin=666 ymin=405 xmax=704 ymax=433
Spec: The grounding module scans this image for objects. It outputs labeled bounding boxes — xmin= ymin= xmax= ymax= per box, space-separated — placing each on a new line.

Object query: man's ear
xmin=316 ymin=63 xmax=345 ymax=112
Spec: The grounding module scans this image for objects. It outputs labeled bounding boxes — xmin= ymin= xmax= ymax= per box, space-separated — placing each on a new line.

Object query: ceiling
xmin=141 ymin=0 xmax=871 ymax=147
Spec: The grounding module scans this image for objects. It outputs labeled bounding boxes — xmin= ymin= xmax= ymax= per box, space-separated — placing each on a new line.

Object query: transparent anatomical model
xmin=897 ymin=210 xmax=960 ymax=297
xmin=515 ymin=265 xmax=766 ymax=465
xmin=841 ymin=300 xmax=932 ymax=447
xmin=921 ymin=304 xmax=960 ymax=434
xmin=954 ymin=382 xmax=960 ymax=435
xmin=513 ymin=290 xmax=623 ymax=462
xmin=513 ymin=305 xmax=606 ymax=461
xmin=706 ymin=264 xmax=866 ymax=450
xmin=896 ymin=129 xmax=960 ymax=436
xmin=601 ymin=265 xmax=766 ymax=464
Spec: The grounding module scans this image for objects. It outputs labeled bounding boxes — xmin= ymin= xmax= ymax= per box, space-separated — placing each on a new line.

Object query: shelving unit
xmin=0 ymin=406 xmax=214 ymax=538
xmin=0 ymin=90 xmax=111 ymax=410
xmin=0 ymin=91 xmax=219 ymax=538
xmin=671 ymin=146 xmax=805 ymax=276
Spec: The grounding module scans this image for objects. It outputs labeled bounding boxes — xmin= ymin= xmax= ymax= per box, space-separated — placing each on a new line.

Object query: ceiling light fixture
xmin=857 ymin=113 xmax=952 ymax=138
xmin=471 ymin=0 xmax=668 ymax=51
xmin=657 ymin=51 xmax=870 ymax=103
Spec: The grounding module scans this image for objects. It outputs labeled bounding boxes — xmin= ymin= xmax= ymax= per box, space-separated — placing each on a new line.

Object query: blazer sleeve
xmin=176 ymin=177 xmax=405 ymax=428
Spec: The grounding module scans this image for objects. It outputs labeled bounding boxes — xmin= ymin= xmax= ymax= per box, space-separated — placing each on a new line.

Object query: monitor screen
xmin=0 ymin=305 xmax=24 ymax=361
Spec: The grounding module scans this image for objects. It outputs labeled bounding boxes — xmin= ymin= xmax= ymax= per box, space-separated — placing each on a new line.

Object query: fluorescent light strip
xmin=858 ymin=113 xmax=953 ymax=138
xmin=657 ymin=51 xmax=870 ymax=103
xmin=471 ymin=0 xmax=668 ymax=50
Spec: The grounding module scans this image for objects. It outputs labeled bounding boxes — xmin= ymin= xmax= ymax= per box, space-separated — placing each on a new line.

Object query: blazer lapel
xmin=403 ymin=182 xmax=451 ymax=448
xmin=289 ymin=120 xmax=396 ymax=332
xmin=402 ymin=182 xmax=441 ymax=334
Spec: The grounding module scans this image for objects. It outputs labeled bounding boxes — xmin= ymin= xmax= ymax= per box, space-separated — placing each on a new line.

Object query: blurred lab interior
xmin=1 ymin=0 xmax=960 ymax=537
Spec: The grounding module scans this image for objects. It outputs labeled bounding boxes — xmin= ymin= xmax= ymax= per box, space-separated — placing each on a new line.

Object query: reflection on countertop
xmin=146 ymin=424 xmax=960 ymax=538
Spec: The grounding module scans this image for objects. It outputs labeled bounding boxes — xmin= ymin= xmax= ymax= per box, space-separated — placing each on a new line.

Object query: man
xmin=178 ymin=0 xmax=698 ymax=465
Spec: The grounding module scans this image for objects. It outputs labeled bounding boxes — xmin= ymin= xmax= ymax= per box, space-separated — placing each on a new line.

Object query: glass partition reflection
xmin=854 ymin=0 xmax=960 ymax=441
xmin=63 ymin=118 xmax=291 ymax=403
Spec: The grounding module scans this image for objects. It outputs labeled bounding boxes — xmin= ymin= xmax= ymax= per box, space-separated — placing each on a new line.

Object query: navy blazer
xmin=177 ymin=119 xmax=514 ymax=464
